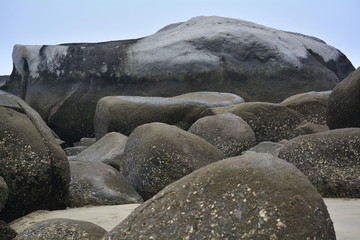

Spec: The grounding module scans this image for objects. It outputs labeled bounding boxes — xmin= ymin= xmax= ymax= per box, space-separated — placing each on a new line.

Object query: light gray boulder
xmin=75 ymin=137 xmax=96 ymax=147
xmin=119 ymin=122 xmax=224 ymax=200
xmin=104 ymin=153 xmax=335 ymax=239
xmin=8 ymin=16 xmax=354 ymax=144
xmin=64 ymin=146 xmax=88 ymax=156
xmin=69 ymin=161 xmax=143 ymax=207
xmin=188 ymin=113 xmax=256 ymax=157
xmin=244 ymin=141 xmax=286 ymax=157
xmin=73 ymin=132 xmax=128 ymax=169
xmin=278 ymin=128 xmax=360 ymax=197
xmin=14 ymin=218 xmax=106 ymax=240
xmin=94 ymin=95 xmax=238 ymax=139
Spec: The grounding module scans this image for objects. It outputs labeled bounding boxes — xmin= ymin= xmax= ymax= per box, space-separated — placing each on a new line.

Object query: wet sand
xmin=9 ymin=199 xmax=359 ymax=239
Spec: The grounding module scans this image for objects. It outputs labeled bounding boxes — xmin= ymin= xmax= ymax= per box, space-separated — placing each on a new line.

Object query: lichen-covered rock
xmin=120 ymin=122 xmax=224 ymax=200
xmin=0 ymin=91 xmax=70 ymax=222
xmin=104 ymin=153 xmax=335 ymax=240
xmin=0 ymin=177 xmax=8 ymax=213
xmin=73 ymin=132 xmax=128 ymax=169
xmin=14 ymin=218 xmax=106 ymax=240
xmin=278 ymin=128 xmax=360 ymax=197
xmin=280 ymin=91 xmax=331 ymax=125
xmin=327 ymin=67 xmax=360 ymax=129
xmin=69 ymin=161 xmax=143 ymax=207
xmin=94 ymin=94 xmax=241 ymax=139
xmin=0 ymin=220 xmax=17 ymax=240
xmin=209 ymin=102 xmax=303 ymax=143
xmin=8 ymin=16 xmax=354 ymax=144
xmin=188 ymin=113 xmax=256 ymax=157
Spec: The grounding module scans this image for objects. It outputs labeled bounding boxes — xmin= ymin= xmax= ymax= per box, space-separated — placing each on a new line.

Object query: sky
xmin=0 ymin=0 xmax=359 ymax=75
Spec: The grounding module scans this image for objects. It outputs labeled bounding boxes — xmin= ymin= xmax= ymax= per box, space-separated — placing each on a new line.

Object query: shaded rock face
xmin=14 ymin=218 xmax=107 ymax=240
xmin=69 ymin=161 xmax=143 ymax=207
xmin=120 ymin=122 xmax=224 ymax=200
xmin=73 ymin=132 xmax=128 ymax=169
xmin=0 ymin=75 xmax=9 ymax=91
xmin=8 ymin=16 xmax=354 ymax=143
xmin=280 ymin=91 xmax=331 ymax=125
xmin=0 ymin=220 xmax=17 ymax=240
xmin=327 ymin=67 xmax=360 ymax=129
xmin=188 ymin=113 xmax=256 ymax=157
xmin=94 ymin=93 xmax=242 ymax=139
xmin=0 ymin=177 xmax=8 ymax=212
xmin=104 ymin=153 xmax=335 ymax=240
xmin=278 ymin=128 xmax=360 ymax=197
xmin=0 ymin=91 xmax=70 ymax=222
xmin=209 ymin=102 xmax=303 ymax=143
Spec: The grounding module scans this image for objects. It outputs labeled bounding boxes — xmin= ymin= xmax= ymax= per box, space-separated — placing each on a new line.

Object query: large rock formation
xmin=327 ymin=67 xmax=360 ymax=129
xmin=0 ymin=91 xmax=70 ymax=222
xmin=8 ymin=16 xmax=354 ymax=143
xmin=104 ymin=153 xmax=335 ymax=239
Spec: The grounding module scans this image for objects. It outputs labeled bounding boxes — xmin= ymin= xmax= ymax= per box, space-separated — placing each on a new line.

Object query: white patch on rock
xmin=12 ymin=44 xmax=68 ymax=78
xmin=125 ymin=16 xmax=340 ymax=76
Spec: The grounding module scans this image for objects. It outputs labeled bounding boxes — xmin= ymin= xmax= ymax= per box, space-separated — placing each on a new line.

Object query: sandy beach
xmin=8 ymin=198 xmax=359 ymax=239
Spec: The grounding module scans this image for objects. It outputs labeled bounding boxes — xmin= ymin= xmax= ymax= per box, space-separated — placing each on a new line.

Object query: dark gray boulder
xmin=278 ymin=128 xmax=360 ymax=197
xmin=0 ymin=220 xmax=17 ymax=240
xmin=73 ymin=132 xmax=128 ymax=168
xmin=0 ymin=75 xmax=9 ymax=91
xmin=14 ymin=218 xmax=106 ymax=240
xmin=188 ymin=113 xmax=256 ymax=157
xmin=120 ymin=122 xmax=224 ymax=200
xmin=0 ymin=91 xmax=70 ymax=222
xmin=208 ymin=102 xmax=303 ymax=143
xmin=280 ymin=91 xmax=331 ymax=125
xmin=104 ymin=153 xmax=335 ymax=240
xmin=0 ymin=177 xmax=8 ymax=213
xmin=94 ymin=93 xmax=242 ymax=139
xmin=69 ymin=161 xmax=143 ymax=207
xmin=327 ymin=67 xmax=360 ymax=129
xmin=8 ymin=16 xmax=354 ymax=143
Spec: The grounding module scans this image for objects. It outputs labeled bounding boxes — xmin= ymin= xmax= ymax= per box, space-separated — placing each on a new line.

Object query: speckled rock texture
xmin=0 ymin=91 xmax=70 ymax=222
xmin=94 ymin=93 xmax=242 ymax=139
xmin=0 ymin=177 xmax=8 ymax=213
xmin=208 ymin=102 xmax=303 ymax=143
xmin=69 ymin=161 xmax=143 ymax=207
xmin=294 ymin=122 xmax=329 ymax=136
xmin=188 ymin=113 xmax=256 ymax=157
xmin=14 ymin=218 xmax=106 ymax=240
xmin=244 ymin=141 xmax=286 ymax=157
xmin=280 ymin=91 xmax=331 ymax=125
xmin=103 ymin=152 xmax=335 ymax=240
xmin=73 ymin=132 xmax=128 ymax=169
xmin=120 ymin=122 xmax=224 ymax=200
xmin=327 ymin=67 xmax=360 ymax=129
xmin=8 ymin=16 xmax=354 ymax=144
xmin=0 ymin=220 xmax=17 ymax=240
xmin=278 ymin=128 xmax=360 ymax=197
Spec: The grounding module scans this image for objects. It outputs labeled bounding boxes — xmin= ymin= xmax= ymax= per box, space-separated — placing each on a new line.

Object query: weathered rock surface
xmin=94 ymin=94 xmax=241 ymax=139
xmin=0 ymin=75 xmax=9 ymax=91
xmin=8 ymin=16 xmax=354 ymax=143
xmin=73 ymin=132 xmax=128 ymax=168
xmin=14 ymin=218 xmax=106 ymax=240
xmin=172 ymin=91 xmax=244 ymax=106
xmin=278 ymin=128 xmax=360 ymax=197
xmin=208 ymin=102 xmax=303 ymax=143
xmin=244 ymin=141 xmax=286 ymax=157
xmin=76 ymin=137 xmax=96 ymax=147
xmin=120 ymin=122 xmax=224 ymax=200
xmin=0 ymin=220 xmax=17 ymax=240
xmin=0 ymin=91 xmax=70 ymax=222
xmin=0 ymin=177 xmax=8 ymax=213
xmin=294 ymin=121 xmax=329 ymax=136
xmin=327 ymin=67 xmax=360 ymax=129
xmin=280 ymin=91 xmax=331 ymax=125
xmin=64 ymin=146 xmax=88 ymax=156
xmin=188 ymin=113 xmax=256 ymax=157
xmin=69 ymin=161 xmax=143 ymax=207
xmin=104 ymin=153 xmax=335 ymax=239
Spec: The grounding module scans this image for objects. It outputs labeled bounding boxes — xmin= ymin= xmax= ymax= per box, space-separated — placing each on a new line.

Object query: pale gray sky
xmin=1 ymin=0 xmax=359 ymax=75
